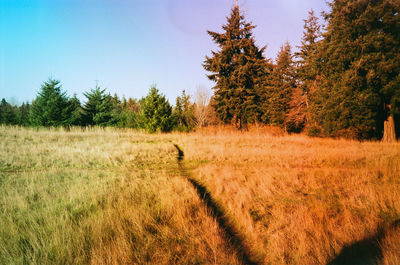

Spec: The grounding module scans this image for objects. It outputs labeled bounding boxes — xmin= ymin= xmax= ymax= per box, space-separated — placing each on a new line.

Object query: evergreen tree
xmin=66 ymin=95 xmax=82 ymax=126
xmin=139 ymin=86 xmax=175 ymax=133
xmin=295 ymin=10 xmax=322 ymax=94
xmin=263 ymin=42 xmax=296 ymax=127
xmin=0 ymin=99 xmax=17 ymax=125
xmin=110 ymin=93 xmax=123 ymax=126
xmin=203 ymin=6 xmax=270 ymax=129
xmin=293 ymin=10 xmax=322 ymax=132
xmin=119 ymin=97 xmax=140 ymax=128
xmin=82 ymin=85 xmax=114 ymax=126
xmin=310 ymin=0 xmax=400 ymax=139
xmin=174 ymin=90 xmax=196 ymax=131
xmin=29 ymin=78 xmax=77 ymax=127
xmin=16 ymin=102 xmax=31 ymax=126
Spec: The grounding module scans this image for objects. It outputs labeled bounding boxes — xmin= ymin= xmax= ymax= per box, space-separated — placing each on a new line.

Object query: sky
xmin=0 ymin=0 xmax=328 ymax=105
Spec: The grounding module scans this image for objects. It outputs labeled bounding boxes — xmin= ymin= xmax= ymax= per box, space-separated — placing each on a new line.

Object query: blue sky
xmin=0 ymin=0 xmax=328 ymax=105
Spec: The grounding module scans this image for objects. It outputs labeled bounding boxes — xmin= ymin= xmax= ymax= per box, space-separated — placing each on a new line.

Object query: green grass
xmin=0 ymin=126 xmax=239 ymax=265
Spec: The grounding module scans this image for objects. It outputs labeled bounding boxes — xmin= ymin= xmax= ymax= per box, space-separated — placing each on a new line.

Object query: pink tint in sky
xmin=0 ymin=0 xmax=329 ymax=104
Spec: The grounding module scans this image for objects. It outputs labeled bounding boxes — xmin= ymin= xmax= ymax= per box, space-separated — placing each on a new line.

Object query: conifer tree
xmin=110 ymin=93 xmax=123 ymax=126
xmin=16 ymin=102 xmax=31 ymax=126
xmin=295 ymin=10 xmax=321 ymax=94
xmin=29 ymin=78 xmax=77 ymax=127
xmin=66 ymin=95 xmax=82 ymax=126
xmin=139 ymin=86 xmax=175 ymax=133
xmin=203 ymin=6 xmax=270 ymax=129
xmin=263 ymin=42 xmax=295 ymax=127
xmin=119 ymin=97 xmax=140 ymax=128
xmin=174 ymin=90 xmax=195 ymax=131
xmin=0 ymin=99 xmax=17 ymax=125
xmin=82 ymin=85 xmax=114 ymax=126
xmin=311 ymin=0 xmax=400 ymax=139
xmin=293 ymin=10 xmax=322 ymax=132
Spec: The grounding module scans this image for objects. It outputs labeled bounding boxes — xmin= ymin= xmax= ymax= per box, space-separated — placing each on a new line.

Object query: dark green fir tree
xmin=203 ymin=5 xmax=271 ymax=129
xmin=310 ymin=0 xmax=400 ymax=140
xmin=66 ymin=95 xmax=82 ymax=126
xmin=15 ymin=102 xmax=31 ymax=126
xmin=263 ymin=42 xmax=296 ymax=127
xmin=82 ymin=85 xmax=114 ymax=126
xmin=0 ymin=99 xmax=17 ymax=125
xmin=295 ymin=9 xmax=321 ymax=95
xmin=29 ymin=78 xmax=77 ymax=127
xmin=139 ymin=86 xmax=175 ymax=133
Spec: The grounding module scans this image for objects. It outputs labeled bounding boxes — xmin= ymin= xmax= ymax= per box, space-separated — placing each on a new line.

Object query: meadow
xmin=0 ymin=125 xmax=399 ymax=264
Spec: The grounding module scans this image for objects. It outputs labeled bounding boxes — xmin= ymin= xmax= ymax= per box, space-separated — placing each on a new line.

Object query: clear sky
xmin=0 ymin=0 xmax=328 ymax=105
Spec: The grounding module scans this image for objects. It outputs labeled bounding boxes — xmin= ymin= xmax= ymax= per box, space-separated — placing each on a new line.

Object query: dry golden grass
xmin=1 ymin=125 xmax=399 ymax=264
xmin=0 ymin=126 xmax=239 ymax=265
xmin=178 ymin=126 xmax=400 ymax=265
xmin=380 ymin=225 xmax=400 ymax=265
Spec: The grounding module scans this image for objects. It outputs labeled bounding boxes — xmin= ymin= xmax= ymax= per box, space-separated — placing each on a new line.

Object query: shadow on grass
xmin=326 ymin=235 xmax=381 ymax=265
xmin=174 ymin=144 xmax=263 ymax=265
xmin=327 ymin=220 xmax=400 ymax=265
xmin=173 ymin=144 xmax=400 ymax=265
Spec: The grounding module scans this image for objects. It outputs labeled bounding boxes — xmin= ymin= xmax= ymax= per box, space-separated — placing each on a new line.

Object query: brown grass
xmin=178 ymin=126 xmax=400 ymax=264
xmin=380 ymin=225 xmax=400 ymax=265
xmin=1 ymin=125 xmax=399 ymax=264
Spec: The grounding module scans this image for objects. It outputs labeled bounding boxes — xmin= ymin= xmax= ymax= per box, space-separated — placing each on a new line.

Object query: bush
xmin=306 ymin=125 xmax=322 ymax=137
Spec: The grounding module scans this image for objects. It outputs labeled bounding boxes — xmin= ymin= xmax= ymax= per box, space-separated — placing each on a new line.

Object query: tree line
xmin=0 ymin=80 xmax=218 ymax=132
xmin=204 ymin=0 xmax=399 ymax=140
xmin=1 ymin=0 xmax=399 ymax=139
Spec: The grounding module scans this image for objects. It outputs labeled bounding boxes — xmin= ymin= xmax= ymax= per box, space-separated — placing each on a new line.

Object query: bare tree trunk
xmin=382 ymin=115 xmax=396 ymax=142
xmin=242 ymin=120 xmax=248 ymax=131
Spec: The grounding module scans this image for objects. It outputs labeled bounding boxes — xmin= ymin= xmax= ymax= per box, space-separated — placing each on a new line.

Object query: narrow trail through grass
xmin=174 ymin=144 xmax=264 ymax=265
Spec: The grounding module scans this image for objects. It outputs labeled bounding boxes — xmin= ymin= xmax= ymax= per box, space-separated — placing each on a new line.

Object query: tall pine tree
xmin=263 ymin=42 xmax=295 ymax=127
xmin=295 ymin=10 xmax=322 ymax=95
xmin=294 ymin=10 xmax=322 ymax=131
xmin=311 ymin=0 xmax=400 ymax=139
xmin=285 ymin=10 xmax=322 ymax=133
xmin=203 ymin=6 xmax=270 ymax=129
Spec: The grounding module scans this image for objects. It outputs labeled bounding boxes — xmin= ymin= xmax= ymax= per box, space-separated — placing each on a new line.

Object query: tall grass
xmin=1 ymin=125 xmax=399 ymax=264
xmin=0 ymin=126 xmax=239 ymax=264
xmin=179 ymin=126 xmax=400 ymax=264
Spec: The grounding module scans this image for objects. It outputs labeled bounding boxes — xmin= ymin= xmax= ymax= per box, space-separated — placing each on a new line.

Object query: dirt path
xmin=174 ymin=144 xmax=263 ymax=265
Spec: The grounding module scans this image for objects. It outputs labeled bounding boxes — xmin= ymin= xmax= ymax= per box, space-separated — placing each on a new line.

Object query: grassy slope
xmin=180 ymin=127 xmax=400 ymax=265
xmin=0 ymin=126 xmax=239 ymax=265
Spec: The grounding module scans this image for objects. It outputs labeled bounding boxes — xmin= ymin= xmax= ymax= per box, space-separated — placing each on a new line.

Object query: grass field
xmin=1 ymin=126 xmax=399 ymax=264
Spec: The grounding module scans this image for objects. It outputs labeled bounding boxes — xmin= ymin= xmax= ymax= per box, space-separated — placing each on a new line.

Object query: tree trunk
xmin=382 ymin=115 xmax=396 ymax=142
xmin=242 ymin=120 xmax=248 ymax=131
xmin=237 ymin=115 xmax=248 ymax=130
